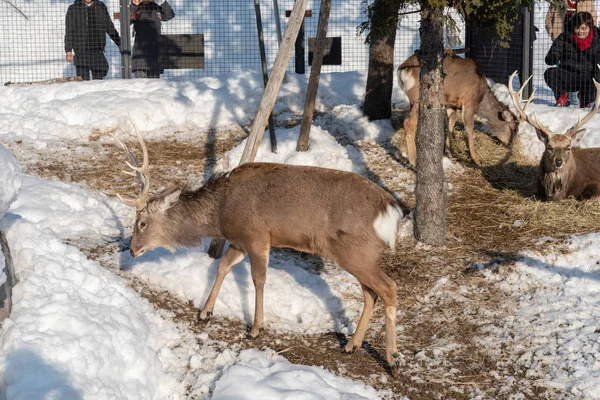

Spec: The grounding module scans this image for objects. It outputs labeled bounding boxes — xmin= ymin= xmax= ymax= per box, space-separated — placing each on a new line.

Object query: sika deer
xmin=113 ymin=127 xmax=406 ymax=372
xmin=508 ymin=71 xmax=600 ymax=200
xmin=397 ymin=54 xmax=519 ymax=165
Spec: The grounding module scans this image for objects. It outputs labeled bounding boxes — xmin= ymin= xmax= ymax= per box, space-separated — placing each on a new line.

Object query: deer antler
xmin=566 ymin=77 xmax=600 ymax=136
xmin=508 ymin=71 xmax=555 ymax=138
xmin=112 ymin=118 xmax=151 ymax=210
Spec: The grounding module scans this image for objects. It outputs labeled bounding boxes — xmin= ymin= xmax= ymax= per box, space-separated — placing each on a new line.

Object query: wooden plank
xmin=285 ymin=10 xmax=312 ymax=17
xmin=160 ymin=34 xmax=205 ymax=69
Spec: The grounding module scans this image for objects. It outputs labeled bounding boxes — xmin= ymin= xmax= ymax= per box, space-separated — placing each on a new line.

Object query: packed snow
xmin=1 ymin=64 xmax=600 ymax=399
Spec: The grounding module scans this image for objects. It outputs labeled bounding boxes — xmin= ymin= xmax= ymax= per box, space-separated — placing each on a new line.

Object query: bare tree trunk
xmin=363 ymin=0 xmax=401 ymax=120
xmin=414 ymin=5 xmax=446 ymax=245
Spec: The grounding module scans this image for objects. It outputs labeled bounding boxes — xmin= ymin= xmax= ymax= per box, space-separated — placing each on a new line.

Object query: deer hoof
xmin=197 ymin=311 xmax=212 ymax=324
xmin=388 ymin=352 xmax=405 ymax=376
xmin=343 ymin=344 xmax=358 ymax=354
xmin=247 ymin=327 xmax=263 ymax=339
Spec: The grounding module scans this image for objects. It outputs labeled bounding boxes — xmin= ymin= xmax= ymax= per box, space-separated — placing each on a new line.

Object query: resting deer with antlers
xmin=508 ymin=70 xmax=600 ymax=200
xmin=113 ymin=126 xmax=407 ymax=372
xmin=398 ymin=54 xmax=520 ymax=165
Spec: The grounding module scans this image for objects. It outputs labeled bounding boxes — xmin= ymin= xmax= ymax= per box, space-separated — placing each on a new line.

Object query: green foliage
xmin=359 ymin=0 xmax=538 ymax=45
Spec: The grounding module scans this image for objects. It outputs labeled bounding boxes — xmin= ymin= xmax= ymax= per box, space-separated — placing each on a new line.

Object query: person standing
xmin=545 ymin=0 xmax=597 ymax=40
xmin=65 ymin=0 xmax=121 ymax=80
xmin=544 ymin=12 xmax=600 ymax=108
xmin=130 ymin=0 xmax=175 ymax=79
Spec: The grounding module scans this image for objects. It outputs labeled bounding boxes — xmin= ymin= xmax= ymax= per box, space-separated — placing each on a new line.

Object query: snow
xmin=2 ymin=69 xmax=600 ymax=399
xmin=2 ymin=2 xmax=600 ymax=398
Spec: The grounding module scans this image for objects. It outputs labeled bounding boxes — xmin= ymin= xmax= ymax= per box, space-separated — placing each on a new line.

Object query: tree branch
xmin=2 ymin=0 xmax=28 ymax=20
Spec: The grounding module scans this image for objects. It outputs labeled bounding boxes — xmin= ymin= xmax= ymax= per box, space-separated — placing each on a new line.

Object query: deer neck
xmin=169 ymin=187 xmax=225 ymax=247
xmin=540 ymin=156 xmax=575 ymax=200
xmin=476 ymin=90 xmax=504 ymax=126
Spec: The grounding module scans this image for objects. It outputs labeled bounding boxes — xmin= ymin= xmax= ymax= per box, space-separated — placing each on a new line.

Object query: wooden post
xmin=254 ymin=0 xmax=277 ymax=153
xmin=208 ymin=0 xmax=309 ymax=259
xmin=272 ymin=0 xmax=287 ymax=83
xmin=118 ymin=0 xmax=132 ymax=79
xmin=297 ymin=0 xmax=331 ymax=151
xmin=295 ymin=16 xmax=306 ymax=74
xmin=240 ymin=0 xmax=310 ymax=163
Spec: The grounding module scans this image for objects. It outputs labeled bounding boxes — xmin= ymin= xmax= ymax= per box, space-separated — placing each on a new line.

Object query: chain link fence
xmin=0 ymin=0 xmax=435 ymax=83
xmin=3 ymin=0 xmax=599 ymax=106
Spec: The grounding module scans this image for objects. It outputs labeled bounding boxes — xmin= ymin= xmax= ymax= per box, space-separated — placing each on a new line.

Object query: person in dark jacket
xmin=130 ymin=0 xmax=175 ymax=78
xmin=65 ymin=0 xmax=121 ymax=80
xmin=544 ymin=12 xmax=600 ymax=107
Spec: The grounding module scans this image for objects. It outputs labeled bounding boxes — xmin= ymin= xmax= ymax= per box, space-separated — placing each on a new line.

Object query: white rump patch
xmin=398 ymin=69 xmax=416 ymax=94
xmin=373 ymin=204 xmax=402 ymax=250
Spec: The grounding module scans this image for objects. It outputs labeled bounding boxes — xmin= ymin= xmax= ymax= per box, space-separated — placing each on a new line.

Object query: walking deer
xmin=397 ymin=54 xmax=519 ymax=165
xmin=113 ymin=127 xmax=406 ymax=372
xmin=508 ymin=71 xmax=600 ymax=201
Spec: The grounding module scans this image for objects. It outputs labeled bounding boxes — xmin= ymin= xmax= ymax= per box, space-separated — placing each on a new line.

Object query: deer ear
xmin=501 ymin=109 xmax=514 ymax=122
xmin=536 ymin=129 xmax=550 ymax=145
xmin=149 ymin=189 xmax=181 ymax=213
xmin=569 ymin=129 xmax=587 ymax=147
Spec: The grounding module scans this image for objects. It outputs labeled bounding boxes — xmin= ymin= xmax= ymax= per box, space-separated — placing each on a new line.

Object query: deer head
xmin=508 ymin=70 xmax=600 ymax=172
xmin=113 ymin=122 xmax=182 ymax=256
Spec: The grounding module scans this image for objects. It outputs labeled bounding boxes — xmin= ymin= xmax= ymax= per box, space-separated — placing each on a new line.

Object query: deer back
xmin=398 ymin=54 xmax=517 ymax=145
xmin=131 ymin=163 xmax=403 ymax=257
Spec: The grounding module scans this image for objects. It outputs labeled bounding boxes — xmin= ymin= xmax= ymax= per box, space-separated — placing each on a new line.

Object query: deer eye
xmin=139 ymin=221 xmax=147 ymax=229
xmin=566 ymin=146 xmax=572 ymax=151
xmin=546 ymin=145 xmax=553 ymax=151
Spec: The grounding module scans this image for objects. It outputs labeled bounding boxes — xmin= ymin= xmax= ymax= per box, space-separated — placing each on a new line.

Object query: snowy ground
xmin=1 ymin=69 xmax=600 ymax=399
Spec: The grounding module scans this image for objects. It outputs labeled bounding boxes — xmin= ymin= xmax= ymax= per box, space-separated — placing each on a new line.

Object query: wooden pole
xmin=254 ymin=0 xmax=277 ymax=153
xmin=208 ymin=0 xmax=309 ymax=259
xmin=240 ymin=0 xmax=310 ymax=164
xmin=272 ymin=0 xmax=287 ymax=83
xmin=297 ymin=0 xmax=331 ymax=151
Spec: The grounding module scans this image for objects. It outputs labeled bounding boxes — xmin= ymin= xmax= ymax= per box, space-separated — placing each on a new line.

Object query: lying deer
xmin=508 ymin=71 xmax=600 ymax=201
xmin=397 ymin=54 xmax=519 ymax=165
xmin=113 ymin=127 xmax=406 ymax=372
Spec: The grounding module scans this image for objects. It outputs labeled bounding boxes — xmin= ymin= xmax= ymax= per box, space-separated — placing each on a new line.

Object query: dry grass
xmin=26 ymin=127 xmax=246 ymax=197
xmin=444 ymin=126 xmax=600 ymax=258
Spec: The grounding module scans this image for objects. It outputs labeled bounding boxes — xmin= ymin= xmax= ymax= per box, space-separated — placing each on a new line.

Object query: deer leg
xmin=404 ymin=103 xmax=419 ymax=166
xmin=445 ymin=108 xmax=457 ymax=157
xmin=463 ymin=108 xmax=480 ymax=165
xmin=344 ymin=284 xmax=378 ymax=354
xmin=199 ymin=245 xmax=246 ymax=322
xmin=368 ymin=271 xmax=400 ymax=372
xmin=247 ymin=244 xmax=270 ymax=339
xmin=334 ymin=246 xmax=401 ymax=373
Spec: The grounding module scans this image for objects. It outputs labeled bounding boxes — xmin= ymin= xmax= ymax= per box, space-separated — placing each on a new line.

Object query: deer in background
xmin=508 ymin=71 xmax=600 ymax=201
xmin=113 ymin=126 xmax=406 ymax=373
xmin=397 ymin=54 xmax=520 ymax=166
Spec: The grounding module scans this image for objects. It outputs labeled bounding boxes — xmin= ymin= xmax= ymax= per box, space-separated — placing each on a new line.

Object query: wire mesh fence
xmin=2 ymin=0 xmax=599 ymax=107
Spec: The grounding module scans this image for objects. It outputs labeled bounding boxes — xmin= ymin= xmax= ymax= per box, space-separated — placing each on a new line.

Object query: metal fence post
xmin=120 ymin=0 xmax=132 ymax=79
xmin=521 ymin=6 xmax=534 ymax=98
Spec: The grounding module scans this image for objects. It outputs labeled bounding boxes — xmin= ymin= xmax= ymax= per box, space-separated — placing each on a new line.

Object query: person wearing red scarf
xmin=545 ymin=0 xmax=597 ymax=40
xmin=544 ymin=12 xmax=600 ymax=107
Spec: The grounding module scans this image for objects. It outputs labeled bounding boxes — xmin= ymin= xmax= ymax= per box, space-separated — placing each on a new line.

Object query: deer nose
xmin=555 ymin=159 xmax=563 ymax=167
xmin=130 ymin=248 xmax=136 ymax=257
